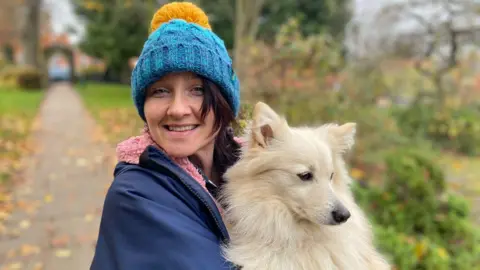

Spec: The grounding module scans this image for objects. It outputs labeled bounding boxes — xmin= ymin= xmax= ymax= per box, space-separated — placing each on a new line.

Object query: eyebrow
xmin=187 ymin=73 xmax=200 ymax=81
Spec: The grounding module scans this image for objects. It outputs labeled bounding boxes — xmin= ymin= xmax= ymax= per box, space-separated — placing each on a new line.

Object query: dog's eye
xmin=297 ymin=171 xmax=313 ymax=181
xmin=330 ymin=173 xmax=334 ymax=181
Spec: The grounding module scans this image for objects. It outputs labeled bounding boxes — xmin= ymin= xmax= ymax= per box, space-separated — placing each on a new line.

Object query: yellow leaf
xmin=33 ymin=262 xmax=44 ymax=270
xmin=44 ymin=194 xmax=53 ymax=203
xmin=350 ymin=168 xmax=365 ymax=179
xmin=76 ymin=158 xmax=87 ymax=167
xmin=0 ymin=193 xmax=12 ymax=202
xmin=19 ymin=220 xmax=31 ymax=229
xmin=451 ymin=161 xmax=463 ymax=171
xmin=7 ymin=262 xmax=23 ymax=269
xmin=84 ymin=214 xmax=94 ymax=222
xmin=415 ymin=240 xmax=427 ymax=260
xmin=20 ymin=244 xmax=40 ymax=256
xmin=0 ymin=210 xmax=10 ymax=220
xmin=55 ymin=249 xmax=72 ymax=258
xmin=437 ymin=247 xmax=448 ymax=260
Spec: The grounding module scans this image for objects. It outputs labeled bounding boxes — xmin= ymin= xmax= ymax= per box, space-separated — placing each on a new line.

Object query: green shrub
xmin=394 ymin=105 xmax=480 ymax=156
xmin=233 ymin=103 xmax=253 ymax=137
xmin=3 ymin=45 xmax=14 ymax=63
xmin=0 ymin=56 xmax=6 ymax=70
xmin=352 ymin=148 xmax=480 ymax=269
xmin=0 ymin=66 xmax=43 ymax=90
xmin=428 ymin=107 xmax=480 ymax=156
xmin=0 ymin=65 xmax=20 ymax=87
xmin=16 ymin=66 xmax=43 ymax=90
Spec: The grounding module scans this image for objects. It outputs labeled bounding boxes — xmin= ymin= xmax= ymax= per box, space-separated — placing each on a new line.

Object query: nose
xmin=167 ymin=94 xmax=190 ymax=118
xmin=332 ymin=206 xmax=351 ymax=224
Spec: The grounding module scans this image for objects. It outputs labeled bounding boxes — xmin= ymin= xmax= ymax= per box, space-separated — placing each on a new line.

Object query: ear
xmin=250 ymin=102 xmax=282 ymax=148
xmin=326 ymin=122 xmax=357 ymax=153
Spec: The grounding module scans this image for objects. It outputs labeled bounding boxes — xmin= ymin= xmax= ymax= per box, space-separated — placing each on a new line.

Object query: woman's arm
xmin=90 ymin=168 xmax=232 ymax=270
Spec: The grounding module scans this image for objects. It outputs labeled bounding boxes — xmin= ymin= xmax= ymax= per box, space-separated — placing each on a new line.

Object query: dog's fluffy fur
xmin=219 ymin=102 xmax=390 ymax=270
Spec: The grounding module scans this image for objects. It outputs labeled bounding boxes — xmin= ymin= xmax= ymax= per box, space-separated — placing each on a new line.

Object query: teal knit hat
xmin=131 ymin=2 xmax=240 ymax=121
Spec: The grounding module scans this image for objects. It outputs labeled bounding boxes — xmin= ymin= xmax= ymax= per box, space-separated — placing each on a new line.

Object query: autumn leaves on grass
xmin=0 ymin=88 xmax=43 ymax=187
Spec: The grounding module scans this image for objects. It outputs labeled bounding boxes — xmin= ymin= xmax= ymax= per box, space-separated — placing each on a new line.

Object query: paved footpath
xmin=0 ymin=83 xmax=114 ymax=270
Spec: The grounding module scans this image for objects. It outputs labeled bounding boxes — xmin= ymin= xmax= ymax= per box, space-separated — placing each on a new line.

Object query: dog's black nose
xmin=332 ymin=209 xmax=351 ymax=224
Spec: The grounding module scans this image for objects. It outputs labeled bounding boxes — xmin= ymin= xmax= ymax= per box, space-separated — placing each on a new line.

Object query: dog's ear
xmin=325 ymin=122 xmax=357 ymax=153
xmin=251 ymin=102 xmax=281 ymax=148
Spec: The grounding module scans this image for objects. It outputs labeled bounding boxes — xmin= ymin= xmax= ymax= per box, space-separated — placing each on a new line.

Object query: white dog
xmin=220 ymin=102 xmax=391 ymax=270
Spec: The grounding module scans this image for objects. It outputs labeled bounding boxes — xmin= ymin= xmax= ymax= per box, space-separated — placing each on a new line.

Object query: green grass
xmin=76 ymin=82 xmax=144 ymax=144
xmin=0 ymin=87 xmax=44 ymax=117
xmin=76 ymin=82 xmax=133 ymax=111
xmin=0 ymin=86 xmax=45 ymax=186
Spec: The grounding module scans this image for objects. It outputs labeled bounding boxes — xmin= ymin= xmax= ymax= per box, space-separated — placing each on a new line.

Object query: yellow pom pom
xmin=150 ymin=2 xmax=211 ymax=33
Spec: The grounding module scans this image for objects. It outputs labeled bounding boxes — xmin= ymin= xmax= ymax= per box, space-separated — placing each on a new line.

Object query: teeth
xmin=167 ymin=125 xmax=196 ymax=132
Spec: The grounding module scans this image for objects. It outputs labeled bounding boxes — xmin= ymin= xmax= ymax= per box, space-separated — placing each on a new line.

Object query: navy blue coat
xmin=90 ymin=145 xmax=235 ymax=270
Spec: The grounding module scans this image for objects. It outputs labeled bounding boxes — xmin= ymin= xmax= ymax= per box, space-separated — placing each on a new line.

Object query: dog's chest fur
xmin=225 ymin=218 xmax=377 ymax=270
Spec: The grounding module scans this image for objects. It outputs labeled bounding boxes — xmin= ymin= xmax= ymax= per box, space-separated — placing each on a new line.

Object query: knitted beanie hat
xmin=131 ymin=2 xmax=240 ymax=121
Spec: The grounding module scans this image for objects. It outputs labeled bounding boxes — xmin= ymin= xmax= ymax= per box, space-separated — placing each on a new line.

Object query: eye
xmin=330 ymin=172 xmax=334 ymax=181
xmin=297 ymin=171 xmax=313 ymax=181
xmin=190 ymin=86 xmax=204 ymax=96
xmin=151 ymin=88 xmax=169 ymax=97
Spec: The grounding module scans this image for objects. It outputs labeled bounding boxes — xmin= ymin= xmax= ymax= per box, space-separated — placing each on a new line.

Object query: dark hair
xmin=199 ymin=77 xmax=241 ymax=181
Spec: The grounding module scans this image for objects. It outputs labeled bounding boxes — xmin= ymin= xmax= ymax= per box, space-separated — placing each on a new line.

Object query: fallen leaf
xmin=0 ymin=193 xmax=12 ymax=202
xmin=44 ymin=194 xmax=53 ymax=203
xmin=55 ymin=249 xmax=71 ymax=258
xmin=67 ymin=148 xmax=77 ymax=156
xmin=449 ymin=182 xmax=461 ymax=191
xmin=51 ymin=235 xmax=70 ymax=248
xmin=76 ymin=158 xmax=87 ymax=167
xmin=451 ymin=161 xmax=463 ymax=171
xmin=0 ymin=211 xmax=10 ymax=220
xmin=2 ymin=201 xmax=14 ymax=212
xmin=84 ymin=214 xmax=94 ymax=222
xmin=17 ymin=200 xmax=28 ymax=210
xmin=350 ymin=168 xmax=365 ymax=179
xmin=19 ymin=220 xmax=31 ymax=229
xmin=6 ymin=262 xmax=23 ymax=269
xmin=33 ymin=262 xmax=44 ymax=270
xmin=20 ymin=244 xmax=40 ymax=256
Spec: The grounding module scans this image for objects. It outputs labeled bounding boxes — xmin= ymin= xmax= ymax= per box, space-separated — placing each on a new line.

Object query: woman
xmin=90 ymin=2 xmax=242 ymax=269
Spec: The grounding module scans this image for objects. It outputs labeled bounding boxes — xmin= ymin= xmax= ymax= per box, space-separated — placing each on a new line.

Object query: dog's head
xmin=231 ymin=102 xmax=356 ymax=226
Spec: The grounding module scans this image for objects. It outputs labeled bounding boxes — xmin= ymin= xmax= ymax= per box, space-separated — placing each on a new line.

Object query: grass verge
xmin=0 ymin=86 xmax=44 ymax=187
xmin=76 ymin=83 xmax=144 ymax=144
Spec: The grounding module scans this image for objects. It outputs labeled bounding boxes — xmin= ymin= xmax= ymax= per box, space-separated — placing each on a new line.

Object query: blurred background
xmin=1 ymin=0 xmax=480 ymax=269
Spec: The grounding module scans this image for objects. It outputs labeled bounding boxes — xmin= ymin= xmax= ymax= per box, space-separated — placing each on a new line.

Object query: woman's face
xmin=144 ymin=71 xmax=217 ymax=157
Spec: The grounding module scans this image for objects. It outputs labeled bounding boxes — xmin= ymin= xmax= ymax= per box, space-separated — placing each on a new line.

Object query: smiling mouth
xmin=164 ymin=125 xmax=199 ymax=132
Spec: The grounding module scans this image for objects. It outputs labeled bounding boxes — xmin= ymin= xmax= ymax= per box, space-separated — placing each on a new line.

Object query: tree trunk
xmin=233 ymin=0 xmax=266 ymax=91
xmin=22 ymin=0 xmax=41 ymax=68
xmin=434 ymin=75 xmax=446 ymax=108
xmin=233 ymin=0 xmax=245 ymax=73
